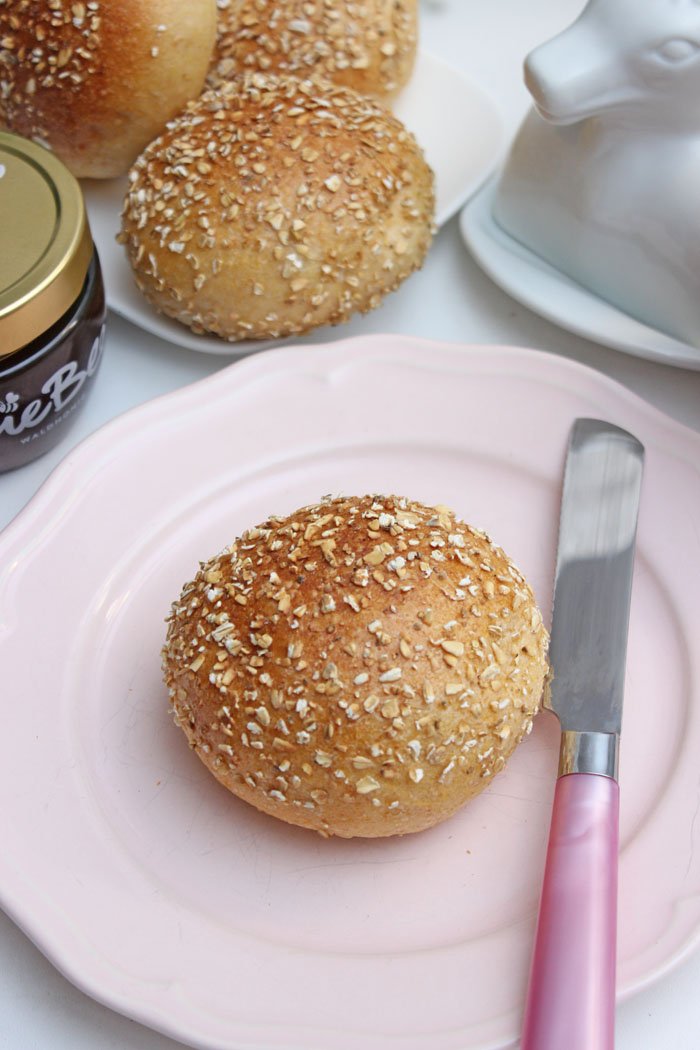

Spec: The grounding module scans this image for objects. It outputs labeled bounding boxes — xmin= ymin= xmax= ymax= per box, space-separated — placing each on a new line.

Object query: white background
xmin=2 ymin=1 xmax=700 ymax=1047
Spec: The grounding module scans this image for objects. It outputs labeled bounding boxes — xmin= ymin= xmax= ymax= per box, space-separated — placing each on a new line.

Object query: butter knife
xmin=521 ymin=418 xmax=644 ymax=1050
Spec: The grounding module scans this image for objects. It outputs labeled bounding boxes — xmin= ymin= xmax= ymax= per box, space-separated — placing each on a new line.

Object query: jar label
xmin=0 ymin=325 xmax=105 ymax=438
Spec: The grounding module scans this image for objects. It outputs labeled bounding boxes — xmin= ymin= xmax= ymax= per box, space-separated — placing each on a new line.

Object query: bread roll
xmin=0 ymin=0 xmax=217 ymax=178
xmin=209 ymin=0 xmax=417 ymax=97
xmin=162 ymin=495 xmax=548 ymax=838
xmin=120 ymin=73 xmax=435 ymax=341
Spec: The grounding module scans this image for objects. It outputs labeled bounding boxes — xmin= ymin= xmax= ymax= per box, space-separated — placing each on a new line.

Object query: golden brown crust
xmin=119 ymin=72 xmax=435 ymax=341
xmin=162 ymin=495 xmax=549 ymax=838
xmin=208 ymin=0 xmax=417 ymax=97
xmin=0 ymin=0 xmax=217 ymax=178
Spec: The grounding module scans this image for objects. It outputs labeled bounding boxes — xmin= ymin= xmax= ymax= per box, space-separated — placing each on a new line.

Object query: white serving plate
xmin=460 ymin=179 xmax=700 ymax=372
xmin=1 ymin=336 xmax=700 ymax=1050
xmin=83 ymin=52 xmax=502 ymax=356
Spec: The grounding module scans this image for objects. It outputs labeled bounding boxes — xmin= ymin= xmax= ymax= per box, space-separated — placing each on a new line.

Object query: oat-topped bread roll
xmin=163 ymin=495 xmax=548 ymax=838
xmin=209 ymin=0 xmax=417 ymax=97
xmin=120 ymin=73 xmax=435 ymax=341
xmin=0 ymin=0 xmax=217 ymax=178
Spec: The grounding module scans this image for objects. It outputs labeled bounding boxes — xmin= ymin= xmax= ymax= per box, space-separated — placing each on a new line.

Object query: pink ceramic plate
xmin=1 ymin=336 xmax=699 ymax=1050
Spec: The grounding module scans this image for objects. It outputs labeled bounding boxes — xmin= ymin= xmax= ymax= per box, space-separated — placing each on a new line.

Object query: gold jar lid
xmin=0 ymin=131 xmax=94 ymax=359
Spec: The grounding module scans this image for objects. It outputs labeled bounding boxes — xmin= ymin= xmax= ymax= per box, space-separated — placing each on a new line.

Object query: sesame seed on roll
xmin=208 ymin=0 xmax=418 ymax=98
xmin=162 ymin=495 xmax=549 ymax=839
xmin=119 ymin=73 xmax=435 ymax=341
xmin=0 ymin=0 xmax=217 ymax=179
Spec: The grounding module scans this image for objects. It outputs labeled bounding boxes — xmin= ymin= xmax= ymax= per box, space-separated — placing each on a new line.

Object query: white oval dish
xmin=83 ymin=52 xmax=502 ymax=356
xmin=460 ymin=180 xmax=700 ymax=372
xmin=1 ymin=335 xmax=699 ymax=1050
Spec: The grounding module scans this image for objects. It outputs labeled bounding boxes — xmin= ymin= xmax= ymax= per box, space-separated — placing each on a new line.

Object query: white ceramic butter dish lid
xmin=492 ymin=0 xmax=700 ymax=352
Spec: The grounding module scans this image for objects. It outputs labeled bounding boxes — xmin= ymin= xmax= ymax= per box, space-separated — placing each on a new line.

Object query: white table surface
xmin=2 ymin=2 xmax=700 ymax=1047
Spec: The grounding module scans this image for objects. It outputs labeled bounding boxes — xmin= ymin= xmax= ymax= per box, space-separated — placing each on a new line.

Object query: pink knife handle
xmin=521 ymin=772 xmax=619 ymax=1050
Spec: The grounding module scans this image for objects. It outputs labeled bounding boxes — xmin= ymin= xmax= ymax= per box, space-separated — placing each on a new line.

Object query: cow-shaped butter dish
xmin=462 ymin=0 xmax=700 ymax=368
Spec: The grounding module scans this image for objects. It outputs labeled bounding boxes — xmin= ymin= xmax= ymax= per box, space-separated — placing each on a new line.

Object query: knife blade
xmin=521 ymin=418 xmax=644 ymax=1050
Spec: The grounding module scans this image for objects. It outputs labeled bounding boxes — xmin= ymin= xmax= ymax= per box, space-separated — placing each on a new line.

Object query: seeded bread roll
xmin=120 ymin=73 xmax=435 ymax=341
xmin=0 ymin=0 xmax=217 ymax=178
xmin=162 ymin=495 xmax=549 ymax=838
xmin=208 ymin=0 xmax=417 ymax=97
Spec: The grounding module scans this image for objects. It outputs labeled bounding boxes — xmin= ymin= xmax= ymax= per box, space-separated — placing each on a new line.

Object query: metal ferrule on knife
xmin=558 ymin=730 xmax=619 ymax=780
